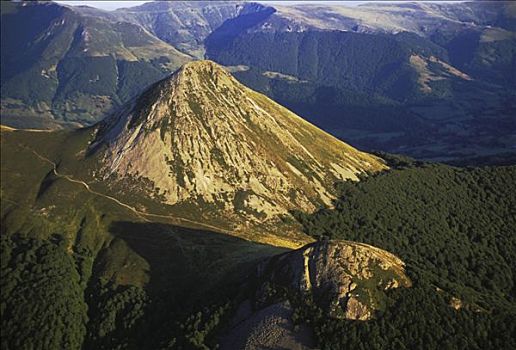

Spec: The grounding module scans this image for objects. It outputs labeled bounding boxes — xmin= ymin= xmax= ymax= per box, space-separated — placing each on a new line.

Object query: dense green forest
xmin=0 ymin=228 xmax=247 ymax=350
xmin=292 ymin=280 xmax=515 ymax=350
xmin=1 ymin=235 xmax=87 ymax=350
xmin=290 ymin=156 xmax=516 ymax=349
xmin=207 ymin=31 xmax=440 ymax=101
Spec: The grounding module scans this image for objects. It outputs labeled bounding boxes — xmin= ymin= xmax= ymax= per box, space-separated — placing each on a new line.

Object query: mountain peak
xmin=180 ymin=59 xmax=226 ymax=73
xmin=92 ymin=60 xmax=387 ymax=240
xmin=98 ymin=60 xmax=239 ymax=133
xmin=175 ymin=59 xmax=236 ymax=90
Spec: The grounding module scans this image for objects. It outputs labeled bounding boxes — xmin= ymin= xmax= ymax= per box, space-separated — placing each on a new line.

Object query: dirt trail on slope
xmin=29 ymin=148 xmax=240 ymax=236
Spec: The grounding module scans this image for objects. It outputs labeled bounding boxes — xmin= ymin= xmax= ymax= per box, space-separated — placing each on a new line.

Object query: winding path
xmin=29 ymin=148 xmax=236 ymax=235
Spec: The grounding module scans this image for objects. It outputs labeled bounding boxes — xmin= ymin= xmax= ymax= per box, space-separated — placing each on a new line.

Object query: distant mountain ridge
xmin=0 ymin=1 xmax=256 ymax=128
xmin=1 ymin=0 xmax=514 ymax=162
xmin=114 ymin=1 xmax=271 ymax=57
xmin=204 ymin=1 xmax=516 ymax=161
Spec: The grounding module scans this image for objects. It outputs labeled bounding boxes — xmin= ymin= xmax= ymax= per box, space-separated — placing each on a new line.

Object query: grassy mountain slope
xmin=89 ymin=60 xmax=386 ymax=242
xmin=0 ymin=117 xmax=389 ymax=349
xmin=0 ymin=126 xmax=288 ymax=349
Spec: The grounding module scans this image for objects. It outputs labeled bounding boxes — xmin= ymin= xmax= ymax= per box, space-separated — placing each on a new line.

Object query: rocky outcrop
xmin=218 ymin=240 xmax=410 ymax=349
xmin=256 ymin=240 xmax=411 ymax=320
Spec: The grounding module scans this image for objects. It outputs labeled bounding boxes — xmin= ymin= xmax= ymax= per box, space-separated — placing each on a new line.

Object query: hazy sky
xmin=55 ymin=1 xmax=465 ymax=12
xmin=56 ymin=1 xmax=149 ymax=11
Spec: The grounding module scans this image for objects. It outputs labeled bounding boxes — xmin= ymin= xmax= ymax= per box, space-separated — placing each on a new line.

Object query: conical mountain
xmin=92 ymin=60 xmax=386 ymax=238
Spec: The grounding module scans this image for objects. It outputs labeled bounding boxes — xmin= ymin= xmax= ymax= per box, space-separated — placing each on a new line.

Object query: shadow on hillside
xmin=102 ymin=221 xmax=288 ymax=306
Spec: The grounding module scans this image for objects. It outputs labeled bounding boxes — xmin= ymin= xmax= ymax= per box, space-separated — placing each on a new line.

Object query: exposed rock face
xmin=116 ymin=2 xmax=270 ymax=57
xmin=257 ymin=240 xmax=412 ymax=320
xmin=219 ymin=240 xmax=410 ymax=348
xmin=91 ymin=60 xmax=386 ymax=229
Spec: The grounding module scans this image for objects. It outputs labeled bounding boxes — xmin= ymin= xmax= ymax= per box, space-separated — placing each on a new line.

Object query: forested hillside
xmin=208 ymin=30 xmax=447 ymax=100
xmin=1 ymin=236 xmax=87 ymax=349
xmin=295 ymin=157 xmax=516 ymax=306
xmin=289 ymin=156 xmax=516 ymax=349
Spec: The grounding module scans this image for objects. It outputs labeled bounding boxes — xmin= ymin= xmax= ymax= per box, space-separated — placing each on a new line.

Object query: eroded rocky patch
xmin=255 ymin=239 xmax=411 ymax=321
